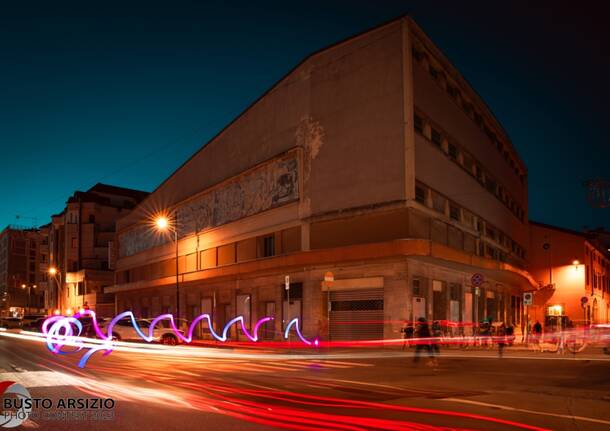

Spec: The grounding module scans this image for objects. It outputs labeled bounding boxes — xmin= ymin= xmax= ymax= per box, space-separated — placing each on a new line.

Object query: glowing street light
xmin=155 ymin=216 xmax=169 ymax=230
xmin=48 ymin=266 xmax=63 ymax=312
xmin=153 ymin=212 xmax=180 ymax=322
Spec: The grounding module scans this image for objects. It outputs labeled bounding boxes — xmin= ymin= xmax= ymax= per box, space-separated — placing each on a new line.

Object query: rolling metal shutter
xmin=329 ymin=288 xmax=384 ymax=341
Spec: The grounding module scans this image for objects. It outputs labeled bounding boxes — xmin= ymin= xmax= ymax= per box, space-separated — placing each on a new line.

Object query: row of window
xmin=415 ymin=181 xmax=527 ymax=261
xmin=117 ymin=227 xmax=301 ymax=284
xmin=414 ymin=111 xmax=525 ymax=223
xmin=412 ymin=277 xmax=523 ymax=325
xmin=412 ymin=43 xmax=525 ymax=182
xmin=586 ymin=267 xmax=610 ymax=293
xmin=584 ymin=245 xmax=610 ymax=293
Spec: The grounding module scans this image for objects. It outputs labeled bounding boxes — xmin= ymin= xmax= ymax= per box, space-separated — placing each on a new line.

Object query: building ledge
xmin=106 ymin=238 xmax=537 ymax=293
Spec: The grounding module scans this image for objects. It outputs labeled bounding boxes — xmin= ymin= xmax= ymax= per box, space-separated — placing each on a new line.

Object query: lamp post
xmin=48 ymin=266 xmax=63 ymax=314
xmin=154 ymin=213 xmax=180 ymax=321
xmin=21 ymin=284 xmax=37 ymax=314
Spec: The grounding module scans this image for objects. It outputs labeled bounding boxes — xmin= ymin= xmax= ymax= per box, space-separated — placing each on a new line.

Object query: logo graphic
xmin=0 ymin=381 xmax=31 ymax=428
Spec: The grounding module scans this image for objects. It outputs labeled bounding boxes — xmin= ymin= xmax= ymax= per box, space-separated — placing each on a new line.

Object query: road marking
xmin=441 ymin=398 xmax=610 ymax=425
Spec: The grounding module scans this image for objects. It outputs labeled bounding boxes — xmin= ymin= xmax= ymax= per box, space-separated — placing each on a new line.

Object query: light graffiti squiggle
xmin=43 ymin=310 xmax=318 ymax=368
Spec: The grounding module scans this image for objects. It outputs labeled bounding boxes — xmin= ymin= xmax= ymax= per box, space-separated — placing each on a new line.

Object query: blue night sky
xmin=1 ymin=1 xmax=608 ymax=231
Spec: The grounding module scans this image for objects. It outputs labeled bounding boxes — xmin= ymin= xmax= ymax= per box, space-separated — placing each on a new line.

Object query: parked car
xmin=21 ymin=317 xmax=47 ymax=332
xmin=22 ymin=314 xmax=46 ymax=326
xmin=101 ymin=317 xmax=182 ymax=345
xmin=0 ymin=317 xmax=23 ymax=329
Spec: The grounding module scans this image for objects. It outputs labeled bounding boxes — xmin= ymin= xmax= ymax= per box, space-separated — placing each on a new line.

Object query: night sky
xmin=1 ymin=1 xmax=608 ymax=232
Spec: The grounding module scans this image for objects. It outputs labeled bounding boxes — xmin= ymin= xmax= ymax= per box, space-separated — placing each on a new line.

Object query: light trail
xmin=39 ymin=310 xmax=319 ymax=367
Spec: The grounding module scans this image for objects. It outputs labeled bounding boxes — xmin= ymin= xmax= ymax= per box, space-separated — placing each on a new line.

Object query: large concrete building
xmin=48 ymin=183 xmax=148 ymax=316
xmin=110 ymin=17 xmax=535 ymax=341
xmin=529 ymin=221 xmax=609 ymax=327
xmin=0 ymin=226 xmax=46 ymax=316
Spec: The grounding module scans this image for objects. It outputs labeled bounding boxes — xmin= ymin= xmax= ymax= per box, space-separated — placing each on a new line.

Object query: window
xmin=450 ymin=283 xmax=461 ymax=301
xmin=476 ymin=219 xmax=483 ymax=233
xmin=263 ymin=235 xmax=275 ymax=257
xmin=486 ymin=225 xmax=496 ymax=240
xmin=475 ymin=165 xmax=484 ymax=183
xmin=431 ymin=128 xmax=442 ymax=146
xmin=485 ymin=177 xmax=497 ymax=194
xmin=413 ymin=278 xmax=422 ymax=296
xmin=448 ymin=143 xmax=458 ymax=160
xmin=462 ymin=152 xmax=474 ymax=172
xmin=429 ymin=66 xmax=438 ymax=80
xmin=88 ymin=214 xmax=95 ymax=223
xmin=415 ymin=184 xmax=426 ymax=204
xmin=71 ymin=237 xmax=77 ymax=249
xmin=462 ymin=210 xmax=474 ymax=228
xmin=449 ymin=203 xmax=460 ymax=221
xmin=432 ymin=191 xmax=446 ymax=214
xmin=414 ymin=114 xmax=424 ymax=133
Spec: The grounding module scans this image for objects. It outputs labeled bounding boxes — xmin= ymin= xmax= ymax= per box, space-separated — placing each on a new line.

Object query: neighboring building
xmin=0 ymin=226 xmax=46 ymax=316
xmin=529 ymin=221 xmax=610 ymax=327
xmin=48 ymin=183 xmax=148 ymax=316
xmin=109 ymin=16 xmax=535 ymax=341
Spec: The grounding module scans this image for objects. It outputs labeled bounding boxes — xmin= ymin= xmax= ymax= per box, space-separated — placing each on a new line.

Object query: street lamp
xmin=21 ymin=284 xmax=37 ymax=313
xmin=48 ymin=266 xmax=63 ymax=314
xmin=154 ymin=213 xmax=180 ymax=321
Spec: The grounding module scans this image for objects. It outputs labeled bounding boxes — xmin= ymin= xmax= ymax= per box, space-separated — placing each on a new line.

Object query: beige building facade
xmin=110 ymin=17 xmax=535 ymax=341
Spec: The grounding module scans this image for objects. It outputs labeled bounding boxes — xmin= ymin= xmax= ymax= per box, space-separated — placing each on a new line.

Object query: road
xmin=0 ymin=333 xmax=609 ymax=431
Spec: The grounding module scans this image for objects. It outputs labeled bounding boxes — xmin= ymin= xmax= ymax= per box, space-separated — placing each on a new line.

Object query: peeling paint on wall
xmin=296 ymin=116 xmax=325 ymax=215
xmin=119 ymin=154 xmax=299 ymax=257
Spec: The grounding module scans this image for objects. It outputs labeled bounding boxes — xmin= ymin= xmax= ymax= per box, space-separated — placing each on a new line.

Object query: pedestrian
xmin=479 ymin=318 xmax=491 ymax=348
xmin=431 ymin=320 xmax=442 ymax=357
xmin=505 ymin=323 xmax=514 ymax=346
xmin=401 ymin=320 xmax=414 ymax=350
xmin=533 ymin=320 xmax=542 ymax=350
xmin=413 ymin=317 xmax=433 ymax=364
xmin=497 ymin=323 xmax=506 ymax=357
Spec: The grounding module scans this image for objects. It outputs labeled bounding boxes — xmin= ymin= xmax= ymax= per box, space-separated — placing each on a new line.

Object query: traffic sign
xmin=285 ymin=275 xmax=290 ymax=290
xmin=523 ymin=292 xmax=533 ymax=306
xmin=471 ymin=273 xmax=484 ymax=287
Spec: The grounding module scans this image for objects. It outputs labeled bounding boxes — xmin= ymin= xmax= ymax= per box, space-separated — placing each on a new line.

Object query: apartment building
xmin=0 ymin=226 xmax=46 ymax=316
xmin=48 ymin=183 xmax=148 ymax=316
xmin=110 ymin=16 xmax=535 ymax=341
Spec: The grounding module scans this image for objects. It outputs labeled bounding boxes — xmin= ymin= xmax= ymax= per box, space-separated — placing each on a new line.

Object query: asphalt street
xmin=0 ymin=334 xmax=609 ymax=431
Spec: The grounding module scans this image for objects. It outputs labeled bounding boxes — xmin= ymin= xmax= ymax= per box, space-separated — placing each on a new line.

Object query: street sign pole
xmin=323 ymin=272 xmax=334 ymax=341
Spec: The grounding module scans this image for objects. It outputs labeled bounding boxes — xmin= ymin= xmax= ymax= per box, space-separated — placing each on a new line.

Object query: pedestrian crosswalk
xmin=145 ymin=358 xmax=375 ymax=375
